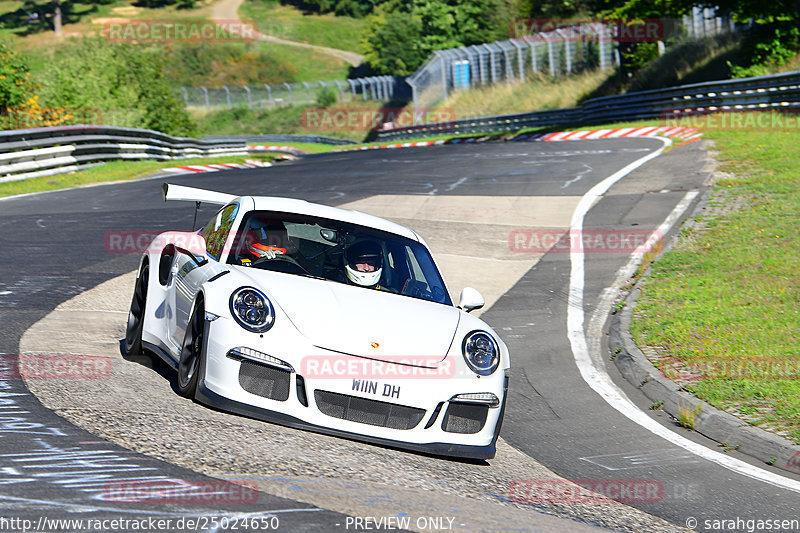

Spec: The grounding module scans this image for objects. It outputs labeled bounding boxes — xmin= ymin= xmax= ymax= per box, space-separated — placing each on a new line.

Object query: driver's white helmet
xmin=345 ymin=240 xmax=383 ymax=287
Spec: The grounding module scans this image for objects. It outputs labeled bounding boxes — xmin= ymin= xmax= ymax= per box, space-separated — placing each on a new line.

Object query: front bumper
xmin=196 ymin=317 xmax=508 ymax=460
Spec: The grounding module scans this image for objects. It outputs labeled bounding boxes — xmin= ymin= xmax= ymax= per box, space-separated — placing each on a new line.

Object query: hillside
xmin=1 ymin=0 xmax=359 ymax=83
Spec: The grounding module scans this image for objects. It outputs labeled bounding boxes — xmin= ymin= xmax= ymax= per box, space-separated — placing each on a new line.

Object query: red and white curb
xmin=162 ymin=159 xmax=271 ymax=175
xmin=237 ymin=126 xmax=704 ymax=160
xmin=336 ymin=140 xmax=447 ymax=151
xmin=330 ymin=136 xmax=498 ymax=153
xmin=325 ymin=127 xmax=703 ymax=154
xmin=513 ymin=126 xmax=702 ymax=143
xmin=247 ymin=145 xmax=305 ymax=157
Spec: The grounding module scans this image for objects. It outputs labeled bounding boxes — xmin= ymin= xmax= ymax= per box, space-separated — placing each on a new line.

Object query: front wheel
xmin=177 ymin=299 xmax=205 ymax=397
xmin=124 ymin=264 xmax=149 ymax=357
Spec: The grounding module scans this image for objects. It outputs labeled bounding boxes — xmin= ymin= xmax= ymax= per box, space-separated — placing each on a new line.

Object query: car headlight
xmin=462 ymin=330 xmax=500 ymax=376
xmin=230 ymin=287 xmax=275 ymax=333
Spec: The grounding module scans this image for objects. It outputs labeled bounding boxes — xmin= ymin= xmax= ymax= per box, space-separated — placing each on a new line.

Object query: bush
xmin=619 ymin=42 xmax=660 ymax=75
xmin=161 ymin=44 xmax=298 ymax=87
xmin=729 ymin=23 xmax=800 ymax=78
xmin=0 ymin=40 xmax=76 ymax=129
xmin=39 ymin=38 xmax=196 ymax=136
xmin=0 ymin=40 xmax=33 ymax=111
xmin=316 ymin=86 xmax=338 ymax=106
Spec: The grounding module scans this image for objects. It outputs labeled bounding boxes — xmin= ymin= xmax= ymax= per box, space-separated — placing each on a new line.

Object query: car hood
xmin=233 ymin=268 xmax=460 ymax=362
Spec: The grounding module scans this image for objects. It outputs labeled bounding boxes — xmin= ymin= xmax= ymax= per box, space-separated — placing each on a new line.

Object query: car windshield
xmin=227 ymin=211 xmax=452 ymax=306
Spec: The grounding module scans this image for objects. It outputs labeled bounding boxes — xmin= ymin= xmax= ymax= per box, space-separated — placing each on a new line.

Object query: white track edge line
xmin=567 ymin=137 xmax=800 ymax=493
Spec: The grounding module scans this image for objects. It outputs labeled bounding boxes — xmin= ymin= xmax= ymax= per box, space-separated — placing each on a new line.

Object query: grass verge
xmin=439 ymin=69 xmax=611 ymax=118
xmin=193 ymin=100 xmax=412 ymax=142
xmin=239 ymin=0 xmax=364 ymax=53
xmin=0 ymin=154 xmax=278 ymax=198
xmin=629 ymin=112 xmax=800 ymax=443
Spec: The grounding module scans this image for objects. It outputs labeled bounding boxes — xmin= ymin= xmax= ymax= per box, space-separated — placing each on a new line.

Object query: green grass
xmin=6 ymin=1 xmax=350 ymax=84
xmin=160 ymin=40 xmax=349 ymax=86
xmin=193 ymin=100 xmax=403 ymax=142
xmin=249 ymin=41 xmax=349 ymax=82
xmin=0 ymin=154 xmax=276 ymax=198
xmin=439 ymin=69 xmax=612 ymax=118
xmin=630 ymin=112 xmax=800 ymax=442
xmin=239 ymin=0 xmax=364 ymax=53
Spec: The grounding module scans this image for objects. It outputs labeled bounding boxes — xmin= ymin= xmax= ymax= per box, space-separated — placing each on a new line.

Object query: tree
xmin=360 ymin=0 xmax=511 ymax=74
xmin=53 ymin=0 xmax=61 ymax=34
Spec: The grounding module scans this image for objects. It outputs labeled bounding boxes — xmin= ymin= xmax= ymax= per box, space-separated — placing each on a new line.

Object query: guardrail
xmin=202 ymin=134 xmax=358 ymax=145
xmin=0 ymin=125 xmax=249 ymax=183
xmin=377 ymin=70 xmax=800 ymax=140
xmin=180 ymin=76 xmax=410 ymax=110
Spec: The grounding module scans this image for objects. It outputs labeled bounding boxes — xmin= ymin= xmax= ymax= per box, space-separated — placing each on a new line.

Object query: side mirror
xmin=176 ymin=234 xmax=208 ymax=267
xmin=458 ymin=287 xmax=484 ymax=313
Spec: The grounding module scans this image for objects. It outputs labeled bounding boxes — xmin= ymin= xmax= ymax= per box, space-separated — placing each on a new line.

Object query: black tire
xmin=177 ymin=298 xmax=205 ymax=398
xmin=124 ymin=264 xmax=149 ymax=357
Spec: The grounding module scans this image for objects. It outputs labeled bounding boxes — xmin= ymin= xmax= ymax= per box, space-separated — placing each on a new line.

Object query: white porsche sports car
xmin=125 ymin=184 xmax=509 ymax=459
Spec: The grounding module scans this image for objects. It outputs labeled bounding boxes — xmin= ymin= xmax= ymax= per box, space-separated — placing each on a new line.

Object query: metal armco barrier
xmin=0 ymin=125 xmax=249 ymax=183
xmin=377 ymin=70 xmax=800 ymax=140
xmin=202 ymin=134 xmax=358 ymax=145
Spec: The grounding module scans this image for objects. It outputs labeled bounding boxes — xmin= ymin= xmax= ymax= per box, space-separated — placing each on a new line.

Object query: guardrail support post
xmin=284 ymin=83 xmax=292 ymax=106
xmin=440 ymin=53 xmax=449 ymax=101
xmin=222 ymin=86 xmax=232 ymax=109
xmin=372 ymin=77 xmax=381 ymax=100
xmin=485 ymin=45 xmax=497 ymax=85
xmin=556 ymin=29 xmax=571 ymax=74
xmin=264 ymin=84 xmax=273 ymax=108
xmin=303 ymin=82 xmax=311 ymax=104
xmin=202 ymin=87 xmax=210 ymax=110
xmin=407 ymin=78 xmax=419 ymax=125
xmin=528 ymin=41 xmax=537 ymax=73
xmin=243 ymin=86 xmax=252 ymax=110
xmin=599 ymin=31 xmax=607 ymax=70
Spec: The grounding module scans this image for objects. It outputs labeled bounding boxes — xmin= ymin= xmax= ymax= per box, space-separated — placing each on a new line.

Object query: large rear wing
xmin=162 ymin=183 xmax=236 ymax=206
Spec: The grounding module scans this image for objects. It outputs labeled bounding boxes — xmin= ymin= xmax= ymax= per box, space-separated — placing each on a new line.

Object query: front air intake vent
xmin=441 ymin=401 xmax=488 ymax=434
xmin=238 ymin=360 xmax=290 ymax=401
xmin=314 ymin=390 xmax=425 ymax=430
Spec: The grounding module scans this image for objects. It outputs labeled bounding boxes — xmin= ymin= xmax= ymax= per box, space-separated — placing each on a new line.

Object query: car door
xmin=172 ymin=203 xmax=239 ymax=349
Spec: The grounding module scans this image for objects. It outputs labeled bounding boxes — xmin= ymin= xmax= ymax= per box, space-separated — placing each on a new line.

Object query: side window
xmin=199 ymin=204 xmax=239 ymax=261
xmin=402 ymin=244 xmax=449 ymax=304
xmin=405 ymin=246 xmax=428 ymax=287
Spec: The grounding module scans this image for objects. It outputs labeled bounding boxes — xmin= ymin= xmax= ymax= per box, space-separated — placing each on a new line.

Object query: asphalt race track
xmin=1 ymin=139 xmax=799 ymax=532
